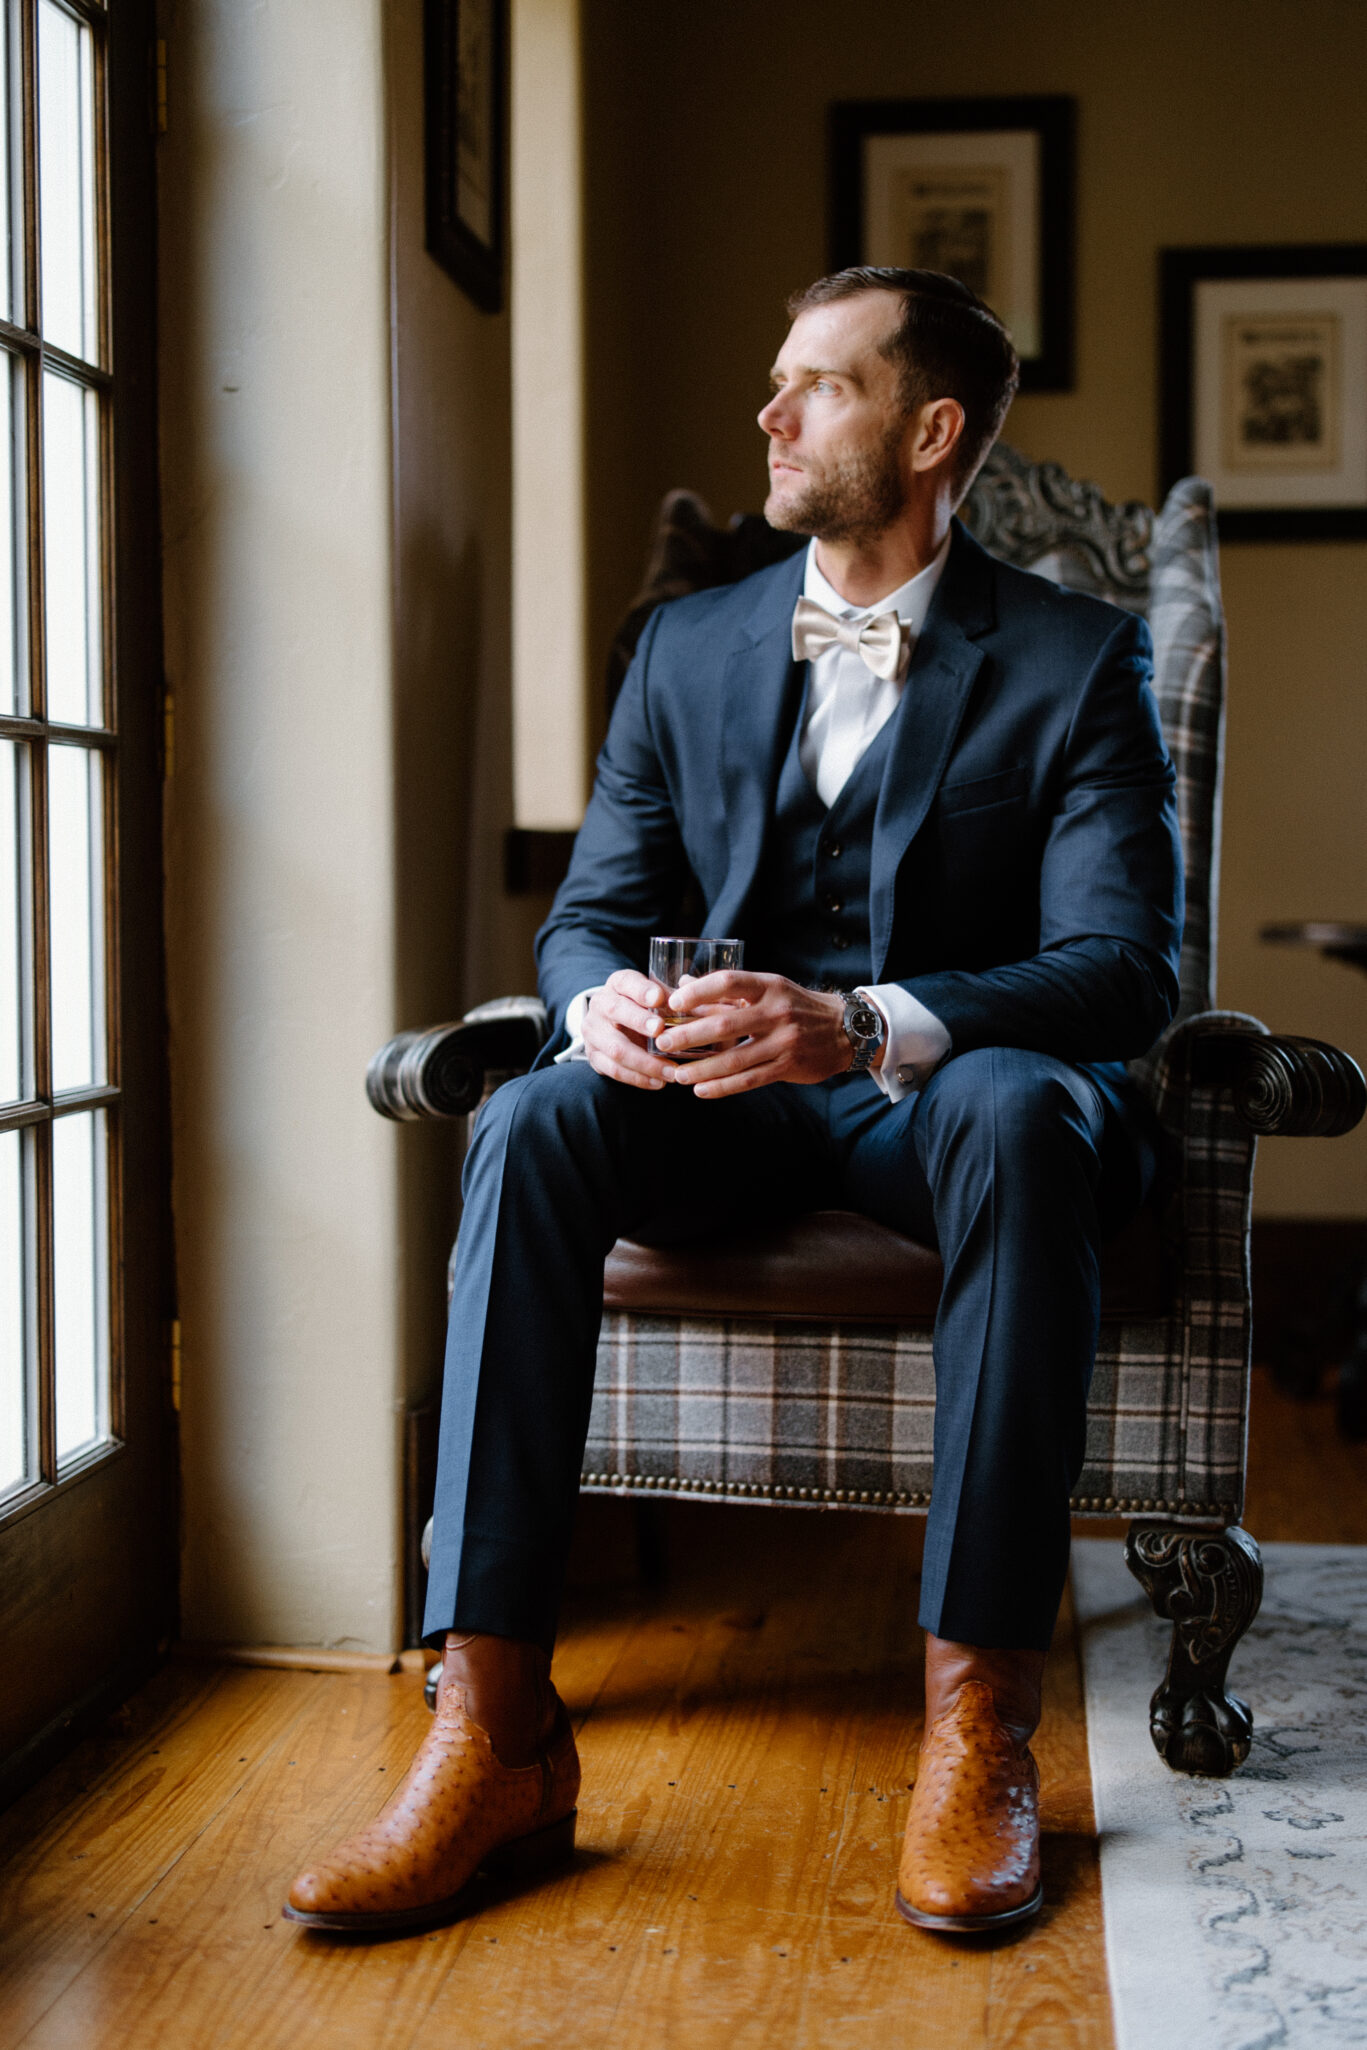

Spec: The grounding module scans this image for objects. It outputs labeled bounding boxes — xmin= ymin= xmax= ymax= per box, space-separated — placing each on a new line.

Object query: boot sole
xmin=894 ymin=1881 xmax=1043 ymax=1934
xmin=281 ymin=1809 xmax=577 ymax=1934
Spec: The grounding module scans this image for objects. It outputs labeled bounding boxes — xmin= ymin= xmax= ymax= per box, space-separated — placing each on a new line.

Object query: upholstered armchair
xmin=371 ymin=446 xmax=1365 ymax=1777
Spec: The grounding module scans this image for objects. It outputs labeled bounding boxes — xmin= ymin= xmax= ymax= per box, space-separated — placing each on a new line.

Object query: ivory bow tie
xmin=791 ymin=595 xmax=905 ymax=681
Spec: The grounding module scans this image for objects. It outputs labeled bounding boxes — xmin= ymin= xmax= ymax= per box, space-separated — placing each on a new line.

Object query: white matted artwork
xmin=1161 ymin=246 xmax=1367 ymax=538
xmin=862 ymin=130 xmax=1041 ymax=361
xmin=1193 ymin=275 xmax=1367 ymax=509
xmin=828 ymin=98 xmax=1075 ymax=392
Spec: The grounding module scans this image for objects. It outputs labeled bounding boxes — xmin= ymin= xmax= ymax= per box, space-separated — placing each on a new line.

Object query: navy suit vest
xmin=746 ymin=676 xmax=899 ymax=989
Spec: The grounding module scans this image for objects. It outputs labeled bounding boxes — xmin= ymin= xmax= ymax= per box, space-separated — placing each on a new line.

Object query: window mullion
xmin=30 ymin=1110 xmax=51 ymax=1483
xmin=19 ymin=0 xmax=49 ymax=1487
xmin=18 ymin=0 xmax=35 ymax=341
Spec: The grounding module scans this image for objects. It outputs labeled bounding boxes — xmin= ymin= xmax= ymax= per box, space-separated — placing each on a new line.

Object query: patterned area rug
xmin=1073 ymin=1540 xmax=1367 ymax=2050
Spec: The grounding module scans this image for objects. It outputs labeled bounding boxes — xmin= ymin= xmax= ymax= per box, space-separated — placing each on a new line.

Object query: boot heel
xmin=482 ymin=1810 xmax=577 ymax=1881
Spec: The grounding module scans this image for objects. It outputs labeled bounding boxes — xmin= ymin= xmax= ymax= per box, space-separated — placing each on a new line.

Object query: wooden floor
xmin=1 ymin=1363 xmax=1364 ymax=2050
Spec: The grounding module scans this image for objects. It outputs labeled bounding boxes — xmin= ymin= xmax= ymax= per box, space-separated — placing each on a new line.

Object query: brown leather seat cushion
xmin=603 ymin=1202 xmax=1167 ymax=1324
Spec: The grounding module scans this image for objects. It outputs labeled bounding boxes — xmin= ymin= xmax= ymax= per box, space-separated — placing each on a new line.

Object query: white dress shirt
xmin=558 ymin=533 xmax=955 ymax=1101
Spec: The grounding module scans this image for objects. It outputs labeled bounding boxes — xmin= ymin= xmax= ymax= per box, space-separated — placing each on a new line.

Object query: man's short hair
xmin=786 ymin=266 xmax=1020 ymax=497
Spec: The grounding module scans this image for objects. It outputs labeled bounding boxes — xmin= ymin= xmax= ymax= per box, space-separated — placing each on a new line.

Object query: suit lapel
xmin=869 ymin=522 xmax=995 ymax=978
xmin=711 ymin=550 xmax=807 ymax=932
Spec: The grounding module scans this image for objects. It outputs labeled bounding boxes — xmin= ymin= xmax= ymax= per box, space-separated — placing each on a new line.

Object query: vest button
xmin=825 ymin=840 xmax=843 ymax=859
xmin=822 ymin=892 xmax=843 ymax=914
xmin=832 ymin=933 xmax=851 ymax=950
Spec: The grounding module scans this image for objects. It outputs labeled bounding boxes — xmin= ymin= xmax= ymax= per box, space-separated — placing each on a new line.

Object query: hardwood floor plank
xmin=6 ymin=1664 xmax=429 ymax=2050
xmin=0 ymin=1663 xmax=222 ymax=1871
xmin=0 ymin=1665 xmax=335 ymax=2047
xmin=0 ymin=1510 xmax=1113 ymax=2050
xmin=1244 ymin=1365 xmax=1367 ymax=1543
xmin=0 ymin=1503 xmax=1120 ymax=2050
xmin=5 ymin=1609 xmax=651 ymax=2050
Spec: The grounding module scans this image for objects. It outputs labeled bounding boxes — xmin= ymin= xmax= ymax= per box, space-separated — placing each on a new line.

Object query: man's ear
xmin=909 ymin=398 xmax=966 ymax=477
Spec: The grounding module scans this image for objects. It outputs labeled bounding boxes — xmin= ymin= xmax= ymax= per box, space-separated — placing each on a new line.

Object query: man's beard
xmin=765 ymin=425 xmax=907 ymax=542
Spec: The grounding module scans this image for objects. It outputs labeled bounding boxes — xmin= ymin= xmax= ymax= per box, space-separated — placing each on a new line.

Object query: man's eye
xmin=814 ymin=379 xmax=836 ymax=393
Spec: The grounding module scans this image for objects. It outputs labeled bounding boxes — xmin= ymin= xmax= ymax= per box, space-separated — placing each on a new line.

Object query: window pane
xmin=0 ymin=0 xmax=11 ymax=327
xmin=53 ymin=1106 xmax=109 ymax=1462
xmin=48 ymin=741 xmax=104 ymax=1091
xmin=38 ymin=0 xmax=97 ymax=361
xmin=0 ymin=736 xmax=20 ymax=1102
xmin=43 ymin=372 xmax=101 ymax=726
xmin=0 ymin=1126 xmax=25 ymax=1492
xmin=0 ymin=356 xmax=21 ymax=714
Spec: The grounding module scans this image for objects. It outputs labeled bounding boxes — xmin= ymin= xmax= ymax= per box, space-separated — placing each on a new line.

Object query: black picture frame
xmin=1161 ymin=244 xmax=1367 ymax=541
xmin=423 ymin=0 xmax=506 ymax=315
xmin=828 ymin=96 xmax=1075 ymax=393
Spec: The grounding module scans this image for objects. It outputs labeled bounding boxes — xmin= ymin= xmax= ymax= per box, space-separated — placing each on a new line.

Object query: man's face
xmin=759 ymin=292 xmax=913 ymax=542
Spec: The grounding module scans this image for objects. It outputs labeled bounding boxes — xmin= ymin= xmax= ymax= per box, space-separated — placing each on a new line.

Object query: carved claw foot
xmin=1123 ymin=1522 xmax=1264 ymax=1777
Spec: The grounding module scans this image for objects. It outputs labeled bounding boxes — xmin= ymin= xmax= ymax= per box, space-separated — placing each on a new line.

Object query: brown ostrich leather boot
xmin=895 ymin=1634 xmax=1046 ymax=1933
xmin=283 ymin=1633 xmax=580 ymax=1933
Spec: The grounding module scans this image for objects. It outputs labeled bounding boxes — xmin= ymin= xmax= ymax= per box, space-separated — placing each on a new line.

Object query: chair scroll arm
xmin=366 ymin=997 xmax=550 ymax=1121
xmin=1192 ymin=1029 xmax=1367 ymax=1138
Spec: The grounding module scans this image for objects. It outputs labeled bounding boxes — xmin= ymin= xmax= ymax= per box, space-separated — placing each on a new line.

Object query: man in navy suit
xmin=288 ymin=269 xmax=1182 ymax=1937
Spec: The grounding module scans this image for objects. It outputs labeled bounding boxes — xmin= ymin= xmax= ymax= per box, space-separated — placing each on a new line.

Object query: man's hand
xmin=656 ymin=971 xmax=854 ymax=1099
xmin=580 ymin=969 xmax=681 ymax=1090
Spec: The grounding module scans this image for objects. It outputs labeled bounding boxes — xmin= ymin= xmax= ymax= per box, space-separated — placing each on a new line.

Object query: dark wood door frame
xmin=0 ymin=0 xmax=175 ymax=1811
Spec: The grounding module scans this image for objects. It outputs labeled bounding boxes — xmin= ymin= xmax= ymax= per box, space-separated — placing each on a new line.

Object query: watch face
xmin=849 ymin=1001 xmax=882 ymax=1042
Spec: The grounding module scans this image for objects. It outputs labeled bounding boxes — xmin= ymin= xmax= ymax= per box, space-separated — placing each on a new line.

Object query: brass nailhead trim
xmin=578 ymin=1473 xmax=1235 ymax=1520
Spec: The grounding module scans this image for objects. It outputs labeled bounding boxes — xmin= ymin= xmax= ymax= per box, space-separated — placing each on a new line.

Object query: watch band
xmin=840 ymin=992 xmax=886 ymax=1074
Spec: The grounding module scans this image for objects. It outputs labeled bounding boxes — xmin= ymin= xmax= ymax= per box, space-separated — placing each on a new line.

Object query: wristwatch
xmin=839 ymin=992 xmax=886 ymax=1073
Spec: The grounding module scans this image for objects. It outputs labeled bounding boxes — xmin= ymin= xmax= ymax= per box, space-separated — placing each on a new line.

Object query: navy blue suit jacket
xmin=536 ymin=519 xmax=1183 ymax=1088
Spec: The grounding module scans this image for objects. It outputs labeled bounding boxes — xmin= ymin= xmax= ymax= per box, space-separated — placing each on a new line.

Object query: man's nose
xmin=758 ymin=392 xmax=793 ymax=438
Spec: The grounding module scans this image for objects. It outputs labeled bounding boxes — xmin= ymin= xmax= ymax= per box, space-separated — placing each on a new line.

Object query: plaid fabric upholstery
xmin=578 ymin=473 xmax=1255 ymax=1530
xmin=1147 ymin=478 xmax=1225 ymax=1024
xmin=582 ymin=1010 xmax=1255 ymax=1522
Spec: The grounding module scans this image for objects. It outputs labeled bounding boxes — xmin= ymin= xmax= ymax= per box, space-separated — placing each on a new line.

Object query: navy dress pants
xmin=422 ymin=1049 xmax=1156 ymax=1657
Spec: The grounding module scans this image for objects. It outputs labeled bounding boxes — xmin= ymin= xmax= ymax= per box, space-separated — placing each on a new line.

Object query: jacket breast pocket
xmin=935 ymin=766 xmax=1034 ymax=896
xmin=937 ymin=764 xmax=1029 ymax=816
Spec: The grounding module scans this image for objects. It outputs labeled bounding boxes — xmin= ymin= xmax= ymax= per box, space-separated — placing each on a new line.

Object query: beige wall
xmin=385 ymin=0 xmax=533 ymax=1418
xmin=160 ymin=0 xmax=394 ymax=1653
xmin=161 ymin=0 xmax=530 ymax=1649
xmin=582 ymin=0 xmax=1367 ymax=1216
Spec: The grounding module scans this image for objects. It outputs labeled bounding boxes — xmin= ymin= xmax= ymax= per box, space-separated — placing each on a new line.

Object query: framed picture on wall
xmin=828 ymin=97 xmax=1075 ymax=393
xmin=424 ymin=0 xmax=506 ymax=314
xmin=1161 ymin=245 xmax=1367 ymax=539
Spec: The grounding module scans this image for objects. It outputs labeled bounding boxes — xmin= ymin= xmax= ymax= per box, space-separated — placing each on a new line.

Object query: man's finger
xmin=668 ymin=1016 xmax=786 ymax=1082
xmin=670 ymin=969 xmax=765 ymax=1011
xmin=585 ymin=1037 xmax=672 ymax=1088
xmin=691 ymin=1057 xmax=786 ymax=1100
xmin=605 ymin=968 xmax=666 ymax=1009
xmin=655 ymin=1009 xmax=747 ymax=1055
xmin=590 ymin=1056 xmax=667 ymax=1090
xmin=597 ymin=990 xmax=666 ymax=1039
xmin=586 ymin=1034 xmax=675 ymax=1083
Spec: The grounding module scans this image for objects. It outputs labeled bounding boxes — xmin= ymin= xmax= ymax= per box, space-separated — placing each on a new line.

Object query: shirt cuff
xmin=855 ymin=984 xmax=952 ymax=1103
xmin=552 ymin=986 xmax=603 ymax=1064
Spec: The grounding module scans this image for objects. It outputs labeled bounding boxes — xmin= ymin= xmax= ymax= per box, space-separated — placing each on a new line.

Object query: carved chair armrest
xmin=366 ymin=997 xmax=550 ymax=1121
xmin=1145 ymin=1009 xmax=1366 ymax=1140
xmin=1191 ymin=1031 xmax=1366 ymax=1137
